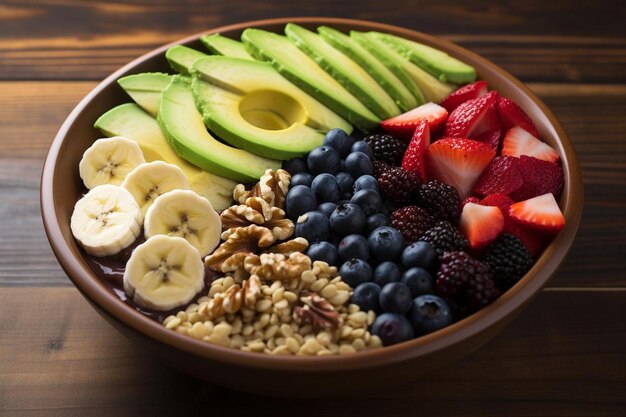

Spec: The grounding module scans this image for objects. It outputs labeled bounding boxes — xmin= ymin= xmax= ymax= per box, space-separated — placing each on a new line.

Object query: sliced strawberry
xmin=425 ymin=138 xmax=496 ymax=199
xmin=501 ymin=126 xmax=559 ymax=163
xmin=479 ymin=193 xmax=515 ymax=213
xmin=474 ymin=128 xmax=502 ymax=151
xmin=511 ymin=155 xmax=564 ymax=201
xmin=461 ymin=196 xmax=481 ymax=209
xmin=401 ymin=120 xmax=430 ymax=182
xmin=440 ymin=81 xmax=488 ymax=113
xmin=459 ymin=202 xmax=504 ymax=249
xmin=498 ymin=97 xmax=539 ymax=137
xmin=444 ymin=91 xmax=501 ymax=139
xmin=509 ymin=193 xmax=565 ymax=233
xmin=473 ymin=156 xmax=524 ymax=196
xmin=380 ymin=102 xmax=448 ymax=139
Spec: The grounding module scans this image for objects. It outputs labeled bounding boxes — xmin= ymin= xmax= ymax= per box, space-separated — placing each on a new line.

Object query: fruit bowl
xmin=41 ymin=17 xmax=583 ymax=396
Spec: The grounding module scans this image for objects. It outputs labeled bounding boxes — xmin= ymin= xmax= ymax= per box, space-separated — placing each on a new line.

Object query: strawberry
xmin=401 ymin=119 xmax=430 ymax=182
xmin=444 ymin=91 xmax=501 ymax=139
xmin=501 ymin=126 xmax=560 ymax=163
xmin=425 ymin=138 xmax=496 ymax=199
xmin=440 ymin=81 xmax=488 ymax=113
xmin=473 ymin=156 xmax=524 ymax=197
xmin=474 ymin=128 xmax=502 ymax=150
xmin=461 ymin=196 xmax=481 ymax=209
xmin=379 ymin=102 xmax=448 ymax=139
xmin=478 ymin=193 xmax=515 ymax=214
xmin=459 ymin=202 xmax=505 ymax=249
xmin=498 ymin=97 xmax=539 ymax=137
xmin=509 ymin=193 xmax=565 ymax=233
xmin=511 ymin=155 xmax=564 ymax=201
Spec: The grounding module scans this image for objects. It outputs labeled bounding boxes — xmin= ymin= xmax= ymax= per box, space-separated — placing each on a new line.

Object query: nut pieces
xmin=245 ymin=252 xmax=312 ymax=281
xmin=205 ymin=224 xmax=275 ymax=272
xmin=294 ymin=290 xmax=340 ymax=330
xmin=233 ymin=169 xmax=290 ymax=209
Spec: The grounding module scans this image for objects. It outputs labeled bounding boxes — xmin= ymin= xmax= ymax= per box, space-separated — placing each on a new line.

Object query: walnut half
xmin=244 ymin=252 xmax=311 ymax=281
xmin=233 ymin=169 xmax=290 ymax=209
xmin=293 ymin=290 xmax=340 ymax=330
xmin=205 ymin=225 xmax=276 ymax=273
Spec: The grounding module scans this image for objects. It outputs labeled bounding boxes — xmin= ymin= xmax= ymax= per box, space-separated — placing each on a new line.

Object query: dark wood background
xmin=1 ymin=1 xmax=625 ymax=415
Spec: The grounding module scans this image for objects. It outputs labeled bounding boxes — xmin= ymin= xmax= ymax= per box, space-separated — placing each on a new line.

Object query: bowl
xmin=41 ymin=17 xmax=583 ymax=396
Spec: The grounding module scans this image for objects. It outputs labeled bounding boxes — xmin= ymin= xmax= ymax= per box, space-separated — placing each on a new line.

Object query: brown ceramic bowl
xmin=41 ymin=17 xmax=583 ymax=396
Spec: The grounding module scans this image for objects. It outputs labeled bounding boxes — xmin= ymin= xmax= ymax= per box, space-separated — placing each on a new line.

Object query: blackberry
xmin=364 ymin=133 xmax=407 ymax=165
xmin=390 ymin=205 xmax=435 ymax=244
xmin=418 ymin=180 xmax=461 ymax=224
xmin=372 ymin=160 xmax=393 ymax=178
xmin=484 ymin=234 xmax=533 ymax=291
xmin=378 ymin=166 xmax=421 ymax=205
xmin=419 ymin=221 xmax=469 ymax=258
xmin=435 ymin=251 xmax=499 ymax=315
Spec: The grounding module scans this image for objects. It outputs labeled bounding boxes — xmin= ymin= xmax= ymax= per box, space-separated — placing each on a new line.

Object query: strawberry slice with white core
xmin=501 ymin=126 xmax=560 ymax=163
xmin=460 ymin=202 xmax=505 ymax=249
xmin=401 ymin=119 xmax=430 ymax=182
xmin=379 ymin=102 xmax=448 ymax=139
xmin=425 ymin=137 xmax=496 ymax=199
xmin=444 ymin=90 xmax=501 ymax=139
xmin=509 ymin=193 xmax=565 ymax=232
xmin=441 ymin=80 xmax=488 ymax=113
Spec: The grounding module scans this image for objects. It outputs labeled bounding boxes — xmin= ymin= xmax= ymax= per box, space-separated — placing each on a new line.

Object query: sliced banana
xmin=70 ymin=184 xmax=142 ymax=257
xmin=124 ymin=235 xmax=204 ymax=311
xmin=79 ymin=136 xmax=145 ymax=189
xmin=144 ymin=189 xmax=221 ymax=257
xmin=122 ymin=161 xmax=190 ymax=216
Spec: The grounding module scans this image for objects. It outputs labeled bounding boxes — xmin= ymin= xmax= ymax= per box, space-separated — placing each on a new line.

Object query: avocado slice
xmin=200 ymin=33 xmax=253 ymax=60
xmin=93 ymin=103 xmax=236 ymax=209
xmin=284 ymin=23 xmax=399 ymax=120
xmin=317 ymin=26 xmax=416 ymax=112
xmin=192 ymin=56 xmax=352 ymax=159
xmin=165 ymin=45 xmax=208 ymax=74
xmin=241 ymin=28 xmax=379 ymax=132
xmin=117 ymin=73 xmax=172 ymax=117
xmin=370 ymin=32 xmax=476 ymax=84
xmin=158 ymin=76 xmax=280 ymax=182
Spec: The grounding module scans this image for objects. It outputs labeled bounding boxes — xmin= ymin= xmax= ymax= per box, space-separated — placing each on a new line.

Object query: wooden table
xmin=1 ymin=1 xmax=625 ymax=415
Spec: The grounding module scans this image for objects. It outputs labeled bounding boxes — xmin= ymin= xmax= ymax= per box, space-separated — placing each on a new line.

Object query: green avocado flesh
xmin=285 ymin=23 xmax=399 ymax=120
xmin=241 ymin=28 xmax=379 ymax=132
xmin=371 ymin=32 xmax=476 ymax=85
xmin=117 ymin=73 xmax=171 ymax=117
xmin=200 ymin=34 xmax=253 ymax=60
xmin=318 ymin=26 xmax=416 ymax=112
xmin=165 ymin=45 xmax=208 ymax=74
xmin=158 ymin=76 xmax=280 ymax=182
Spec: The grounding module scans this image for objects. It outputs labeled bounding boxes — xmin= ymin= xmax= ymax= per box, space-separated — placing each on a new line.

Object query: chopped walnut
xmin=233 ymin=169 xmax=290 ymax=209
xmin=244 ymin=252 xmax=311 ymax=281
xmin=264 ymin=237 xmax=308 ymax=255
xmin=205 ymin=225 xmax=275 ymax=272
xmin=203 ymin=275 xmax=262 ymax=318
xmin=221 ymin=203 xmax=294 ymax=241
xmin=293 ymin=290 xmax=340 ymax=330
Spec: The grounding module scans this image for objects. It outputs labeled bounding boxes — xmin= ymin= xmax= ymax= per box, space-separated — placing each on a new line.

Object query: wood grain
xmin=0 ymin=288 xmax=624 ymax=416
xmin=0 ymin=0 xmax=625 ymax=82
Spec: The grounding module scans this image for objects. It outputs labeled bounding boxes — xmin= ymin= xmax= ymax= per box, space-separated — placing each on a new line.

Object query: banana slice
xmin=122 ymin=161 xmax=190 ymax=216
xmin=144 ymin=189 xmax=221 ymax=256
xmin=79 ymin=136 xmax=145 ymax=189
xmin=70 ymin=184 xmax=142 ymax=257
xmin=124 ymin=235 xmax=204 ymax=311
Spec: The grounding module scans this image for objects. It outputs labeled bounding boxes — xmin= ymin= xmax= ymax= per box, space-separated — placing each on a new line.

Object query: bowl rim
xmin=41 ymin=16 xmax=583 ymax=372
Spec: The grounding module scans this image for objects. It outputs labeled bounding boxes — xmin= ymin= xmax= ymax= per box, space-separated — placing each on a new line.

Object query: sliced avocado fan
xmin=200 ymin=34 xmax=254 ymax=60
xmin=241 ymin=28 xmax=379 ymax=132
xmin=165 ymin=45 xmax=208 ymax=74
xmin=117 ymin=73 xmax=172 ymax=117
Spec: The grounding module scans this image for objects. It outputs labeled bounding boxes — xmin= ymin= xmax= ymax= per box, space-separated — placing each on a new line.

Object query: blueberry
xmin=323 ymin=128 xmax=355 ymax=157
xmin=401 ymin=267 xmax=434 ymax=297
xmin=379 ymin=282 xmax=413 ymax=314
xmin=350 ymin=189 xmax=384 ymax=216
xmin=307 ymin=146 xmax=341 ymax=175
xmin=351 ymin=141 xmax=374 ymax=160
xmin=317 ymin=202 xmax=338 ymax=218
xmin=371 ymin=313 xmax=414 ymax=346
xmin=353 ymin=175 xmax=379 ymax=193
xmin=335 ymin=172 xmax=355 ymax=195
xmin=290 ymin=172 xmax=314 ymax=188
xmin=339 ymin=259 xmax=372 ymax=288
xmin=285 ymin=185 xmax=317 ymax=219
xmin=329 ymin=203 xmax=366 ymax=237
xmin=401 ymin=241 xmax=437 ymax=270
xmin=351 ymin=282 xmax=381 ymax=312
xmin=368 ymin=226 xmax=405 ymax=262
xmin=408 ymin=295 xmax=453 ymax=335
xmin=373 ymin=261 xmax=402 ymax=286
xmin=340 ymin=160 xmax=347 ymax=172
xmin=338 ymin=234 xmax=370 ymax=262
xmin=366 ymin=213 xmax=390 ymax=234
xmin=345 ymin=151 xmax=373 ymax=178
xmin=282 ymin=157 xmax=307 ymax=175
xmin=307 ymin=241 xmax=339 ymax=266
xmin=295 ymin=211 xmax=330 ymax=243
xmin=337 ymin=199 xmax=351 ymax=206
xmin=311 ymin=173 xmax=341 ymax=203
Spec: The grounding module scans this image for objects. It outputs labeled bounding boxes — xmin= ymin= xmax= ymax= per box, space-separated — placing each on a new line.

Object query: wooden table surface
xmin=1 ymin=1 xmax=625 ymax=415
